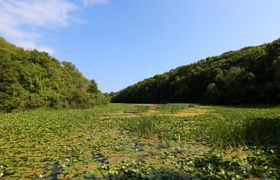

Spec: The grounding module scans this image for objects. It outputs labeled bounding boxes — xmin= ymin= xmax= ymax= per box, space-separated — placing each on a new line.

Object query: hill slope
xmin=0 ymin=37 xmax=108 ymax=112
xmin=112 ymin=39 xmax=280 ymax=104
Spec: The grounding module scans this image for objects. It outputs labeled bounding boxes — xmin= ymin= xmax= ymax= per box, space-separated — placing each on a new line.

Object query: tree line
xmin=112 ymin=39 xmax=280 ymax=104
xmin=0 ymin=37 xmax=109 ymax=112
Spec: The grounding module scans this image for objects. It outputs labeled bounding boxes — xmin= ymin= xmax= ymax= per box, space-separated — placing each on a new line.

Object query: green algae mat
xmin=0 ymin=104 xmax=280 ymax=179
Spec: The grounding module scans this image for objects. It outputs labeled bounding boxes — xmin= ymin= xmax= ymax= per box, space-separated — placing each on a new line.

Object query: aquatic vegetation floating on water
xmin=0 ymin=104 xmax=280 ymax=178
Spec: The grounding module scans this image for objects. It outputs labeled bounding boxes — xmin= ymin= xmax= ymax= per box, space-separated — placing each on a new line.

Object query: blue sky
xmin=1 ymin=0 xmax=280 ymax=92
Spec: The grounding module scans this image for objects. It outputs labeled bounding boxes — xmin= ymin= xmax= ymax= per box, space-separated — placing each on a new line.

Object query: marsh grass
xmin=194 ymin=107 xmax=280 ymax=148
xmin=134 ymin=105 xmax=150 ymax=113
xmin=121 ymin=116 xmax=191 ymax=141
xmin=243 ymin=117 xmax=280 ymax=146
xmin=122 ymin=116 xmax=159 ymax=137
xmin=157 ymin=104 xmax=192 ymax=114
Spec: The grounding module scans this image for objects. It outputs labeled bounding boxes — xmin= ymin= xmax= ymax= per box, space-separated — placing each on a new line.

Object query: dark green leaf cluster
xmin=176 ymin=149 xmax=280 ymax=179
xmin=112 ymin=39 xmax=280 ymax=104
xmin=0 ymin=37 xmax=109 ymax=112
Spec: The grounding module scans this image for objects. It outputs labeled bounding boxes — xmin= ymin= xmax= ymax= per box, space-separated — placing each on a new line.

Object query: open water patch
xmin=46 ymin=162 xmax=63 ymax=180
xmin=92 ymin=146 xmax=109 ymax=164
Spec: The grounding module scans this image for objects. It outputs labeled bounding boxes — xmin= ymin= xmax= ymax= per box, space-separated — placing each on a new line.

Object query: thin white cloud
xmin=15 ymin=40 xmax=54 ymax=55
xmin=0 ymin=0 xmax=108 ymax=54
xmin=0 ymin=0 xmax=79 ymax=54
xmin=0 ymin=0 xmax=78 ymax=26
xmin=84 ymin=0 xmax=108 ymax=7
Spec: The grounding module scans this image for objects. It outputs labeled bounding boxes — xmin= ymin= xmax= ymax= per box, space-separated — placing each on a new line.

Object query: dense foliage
xmin=0 ymin=37 xmax=109 ymax=112
xmin=112 ymin=39 xmax=280 ymax=104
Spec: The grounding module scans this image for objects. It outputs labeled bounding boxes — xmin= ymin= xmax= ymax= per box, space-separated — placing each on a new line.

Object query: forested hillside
xmin=0 ymin=37 xmax=109 ymax=112
xmin=112 ymin=39 xmax=280 ymax=104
